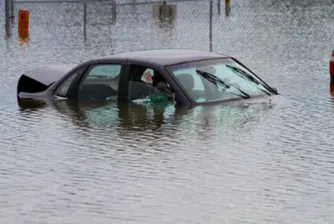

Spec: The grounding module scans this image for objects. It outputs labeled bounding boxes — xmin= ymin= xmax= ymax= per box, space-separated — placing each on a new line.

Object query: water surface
xmin=1 ymin=0 xmax=334 ymax=223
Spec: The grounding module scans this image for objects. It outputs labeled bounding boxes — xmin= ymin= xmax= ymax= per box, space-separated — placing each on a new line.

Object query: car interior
xmin=78 ymin=65 xmax=121 ymax=101
xmin=128 ymin=65 xmax=173 ymax=102
xmin=77 ymin=64 xmax=174 ymax=103
xmin=174 ymin=72 xmax=209 ymax=101
xmin=79 ymin=83 xmax=118 ymax=101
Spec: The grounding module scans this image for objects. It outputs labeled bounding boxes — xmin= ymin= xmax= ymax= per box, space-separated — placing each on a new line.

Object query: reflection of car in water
xmin=18 ymin=96 xmax=277 ymax=139
xmin=17 ymin=49 xmax=279 ymax=107
xmin=37 ymin=99 xmax=191 ymax=133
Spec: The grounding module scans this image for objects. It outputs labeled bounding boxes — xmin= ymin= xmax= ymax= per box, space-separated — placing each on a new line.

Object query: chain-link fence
xmin=3 ymin=0 xmax=334 ymax=55
xmin=6 ymin=0 xmax=114 ymax=40
xmin=5 ymin=0 xmax=214 ymax=51
xmin=212 ymin=0 xmax=334 ymax=57
xmin=0 ymin=0 xmax=4 ymax=38
xmin=112 ymin=0 xmax=212 ymax=53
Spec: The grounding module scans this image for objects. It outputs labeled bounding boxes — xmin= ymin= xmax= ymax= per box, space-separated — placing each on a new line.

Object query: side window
xmin=78 ymin=64 xmax=121 ymax=101
xmin=54 ymin=68 xmax=82 ymax=97
xmin=128 ymin=65 xmax=170 ymax=102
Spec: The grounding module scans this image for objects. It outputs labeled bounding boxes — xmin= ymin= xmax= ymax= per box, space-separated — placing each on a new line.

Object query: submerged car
xmin=17 ymin=49 xmax=279 ymax=106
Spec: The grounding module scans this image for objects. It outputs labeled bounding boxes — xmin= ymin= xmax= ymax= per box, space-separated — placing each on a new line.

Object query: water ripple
xmin=1 ymin=0 xmax=334 ymax=223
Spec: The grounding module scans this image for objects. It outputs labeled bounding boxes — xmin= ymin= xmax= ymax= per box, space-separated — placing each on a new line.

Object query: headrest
xmin=176 ymin=73 xmax=195 ymax=90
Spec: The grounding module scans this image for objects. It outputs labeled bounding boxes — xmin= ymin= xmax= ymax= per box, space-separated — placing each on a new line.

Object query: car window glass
xmin=169 ymin=58 xmax=268 ymax=103
xmin=172 ymin=68 xmax=207 ymax=102
xmin=173 ymin=68 xmax=205 ymax=91
xmin=85 ymin=65 xmax=120 ymax=80
xmin=78 ymin=64 xmax=121 ymax=101
xmin=129 ymin=65 xmax=174 ymax=103
xmin=213 ymin=64 xmax=263 ymax=95
xmin=55 ymin=69 xmax=81 ymax=97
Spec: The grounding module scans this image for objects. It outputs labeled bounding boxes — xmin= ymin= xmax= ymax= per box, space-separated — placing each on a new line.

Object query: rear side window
xmin=84 ymin=65 xmax=121 ymax=81
xmin=78 ymin=64 xmax=121 ymax=101
xmin=55 ymin=69 xmax=82 ymax=97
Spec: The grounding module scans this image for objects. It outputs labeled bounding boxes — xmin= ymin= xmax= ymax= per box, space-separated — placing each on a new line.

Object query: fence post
xmin=209 ymin=0 xmax=213 ymax=52
xmin=5 ymin=0 xmax=11 ymax=37
xmin=112 ymin=0 xmax=116 ymax=24
xmin=217 ymin=0 xmax=221 ymax=15
xmin=83 ymin=1 xmax=87 ymax=42
xmin=10 ymin=0 xmax=14 ymax=19
xmin=225 ymin=0 xmax=230 ymax=16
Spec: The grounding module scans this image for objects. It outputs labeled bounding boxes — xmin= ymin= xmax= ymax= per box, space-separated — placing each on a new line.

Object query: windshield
xmin=168 ymin=58 xmax=273 ymax=103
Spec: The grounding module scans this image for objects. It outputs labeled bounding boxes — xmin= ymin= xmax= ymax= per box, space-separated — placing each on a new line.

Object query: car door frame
xmin=52 ymin=58 xmax=128 ymax=101
xmin=123 ymin=59 xmax=192 ymax=105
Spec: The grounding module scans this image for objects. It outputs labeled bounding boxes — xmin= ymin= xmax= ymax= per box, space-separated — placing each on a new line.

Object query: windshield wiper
xmin=196 ymin=69 xmax=250 ymax=99
xmin=225 ymin=65 xmax=271 ymax=95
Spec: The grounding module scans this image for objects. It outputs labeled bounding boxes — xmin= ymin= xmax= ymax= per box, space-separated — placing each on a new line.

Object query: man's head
xmin=141 ymin=68 xmax=154 ymax=84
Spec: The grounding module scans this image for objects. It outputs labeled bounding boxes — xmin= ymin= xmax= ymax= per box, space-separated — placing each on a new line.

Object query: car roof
xmin=97 ymin=49 xmax=229 ymax=66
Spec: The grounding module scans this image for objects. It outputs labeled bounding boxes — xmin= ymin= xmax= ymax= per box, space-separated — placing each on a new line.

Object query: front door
xmin=126 ymin=64 xmax=176 ymax=104
xmin=76 ymin=63 xmax=123 ymax=102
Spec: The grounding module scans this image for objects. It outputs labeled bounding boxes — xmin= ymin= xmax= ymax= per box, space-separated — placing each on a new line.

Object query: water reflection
xmin=17 ymin=96 xmax=278 ymax=139
xmin=48 ymin=100 xmax=190 ymax=132
xmin=18 ymin=32 xmax=30 ymax=47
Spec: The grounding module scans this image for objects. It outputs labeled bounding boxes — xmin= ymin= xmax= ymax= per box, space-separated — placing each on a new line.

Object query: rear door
xmin=54 ymin=59 xmax=126 ymax=102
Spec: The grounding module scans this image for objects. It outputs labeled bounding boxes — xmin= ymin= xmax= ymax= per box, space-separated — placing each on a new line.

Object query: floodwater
xmin=1 ymin=0 xmax=334 ymax=223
